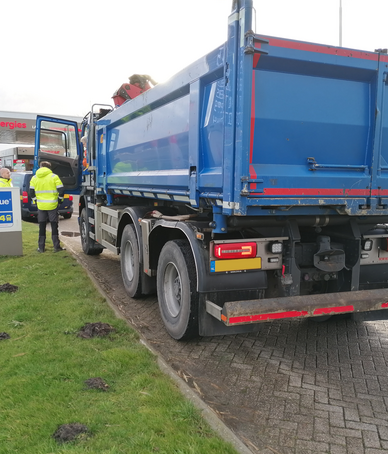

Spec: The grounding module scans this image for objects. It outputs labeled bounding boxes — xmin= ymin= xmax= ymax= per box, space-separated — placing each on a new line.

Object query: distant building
xmin=0 ymin=111 xmax=82 ymax=170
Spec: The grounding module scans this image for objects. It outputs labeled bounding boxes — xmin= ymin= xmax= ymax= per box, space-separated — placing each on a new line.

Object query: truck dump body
xmin=34 ymin=0 xmax=388 ymax=339
xmin=97 ymin=29 xmax=388 ymax=218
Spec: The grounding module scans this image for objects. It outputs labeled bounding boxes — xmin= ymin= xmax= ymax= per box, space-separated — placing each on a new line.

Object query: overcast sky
xmin=1 ymin=0 xmax=387 ymax=118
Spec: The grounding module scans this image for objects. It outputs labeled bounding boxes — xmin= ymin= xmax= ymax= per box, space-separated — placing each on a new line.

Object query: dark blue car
xmin=11 ymin=171 xmax=73 ymax=221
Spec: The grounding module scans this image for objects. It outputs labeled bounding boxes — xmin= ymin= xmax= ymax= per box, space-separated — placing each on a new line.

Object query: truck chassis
xmin=78 ymin=190 xmax=388 ymax=339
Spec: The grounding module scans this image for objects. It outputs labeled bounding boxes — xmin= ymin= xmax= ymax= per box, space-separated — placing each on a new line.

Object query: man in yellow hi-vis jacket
xmin=0 ymin=168 xmax=13 ymax=187
xmin=29 ymin=161 xmax=65 ymax=253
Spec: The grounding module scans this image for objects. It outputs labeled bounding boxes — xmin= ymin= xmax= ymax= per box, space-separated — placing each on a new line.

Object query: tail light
xmin=22 ymin=191 xmax=28 ymax=204
xmin=214 ymin=242 xmax=257 ymax=259
xmin=69 ymin=195 xmax=73 ymax=201
xmin=381 ymin=238 xmax=388 ymax=251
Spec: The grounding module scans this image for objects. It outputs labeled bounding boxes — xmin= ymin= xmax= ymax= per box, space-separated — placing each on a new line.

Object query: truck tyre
xmin=80 ymin=208 xmax=103 ymax=255
xmin=157 ymin=240 xmax=199 ymax=340
xmin=120 ymin=224 xmax=142 ymax=298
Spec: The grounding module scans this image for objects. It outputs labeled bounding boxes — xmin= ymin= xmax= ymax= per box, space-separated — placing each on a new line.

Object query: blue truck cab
xmin=34 ymin=0 xmax=388 ymax=339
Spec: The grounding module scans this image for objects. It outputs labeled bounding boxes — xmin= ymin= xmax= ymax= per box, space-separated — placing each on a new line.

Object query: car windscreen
xmin=10 ymin=173 xmax=27 ymax=189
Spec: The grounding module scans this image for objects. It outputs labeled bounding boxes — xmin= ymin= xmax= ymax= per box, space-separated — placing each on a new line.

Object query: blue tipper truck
xmin=34 ymin=0 xmax=388 ymax=339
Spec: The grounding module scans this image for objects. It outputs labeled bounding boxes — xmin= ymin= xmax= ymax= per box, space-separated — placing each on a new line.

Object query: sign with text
xmin=0 ymin=188 xmax=21 ymax=230
xmin=13 ymin=159 xmax=26 ymax=171
xmin=0 ymin=188 xmax=22 ymax=255
xmin=0 ymin=190 xmax=13 ymax=226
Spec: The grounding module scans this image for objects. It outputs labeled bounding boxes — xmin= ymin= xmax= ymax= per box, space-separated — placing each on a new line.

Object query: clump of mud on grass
xmin=84 ymin=377 xmax=110 ymax=391
xmin=77 ymin=322 xmax=115 ymax=339
xmin=0 ymin=283 xmax=18 ymax=293
xmin=52 ymin=423 xmax=90 ymax=444
xmin=0 ymin=332 xmax=10 ymax=340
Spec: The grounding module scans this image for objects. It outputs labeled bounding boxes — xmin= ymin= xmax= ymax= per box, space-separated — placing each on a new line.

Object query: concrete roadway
xmin=57 ymin=207 xmax=388 ymax=454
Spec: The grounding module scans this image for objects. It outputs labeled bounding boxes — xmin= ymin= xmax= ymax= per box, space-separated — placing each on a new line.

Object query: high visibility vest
xmin=0 ymin=178 xmax=12 ymax=188
xmin=30 ymin=168 xmax=63 ymax=211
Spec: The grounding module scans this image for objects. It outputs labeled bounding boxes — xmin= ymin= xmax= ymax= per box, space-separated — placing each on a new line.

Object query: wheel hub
xmin=164 ymin=263 xmax=182 ymax=318
xmin=124 ymin=241 xmax=134 ymax=281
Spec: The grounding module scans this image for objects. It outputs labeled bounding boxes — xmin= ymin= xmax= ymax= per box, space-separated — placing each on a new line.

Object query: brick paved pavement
xmin=160 ymin=318 xmax=388 ymax=454
xmin=61 ymin=230 xmax=388 ymax=454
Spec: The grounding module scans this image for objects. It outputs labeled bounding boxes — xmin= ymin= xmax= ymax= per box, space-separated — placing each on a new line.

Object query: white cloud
xmin=1 ymin=0 xmax=387 ymax=117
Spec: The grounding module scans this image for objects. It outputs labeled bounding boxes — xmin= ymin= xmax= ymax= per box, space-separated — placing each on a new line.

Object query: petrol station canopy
xmin=0 ymin=111 xmax=82 ymax=145
xmin=0 ymin=110 xmax=82 ymax=169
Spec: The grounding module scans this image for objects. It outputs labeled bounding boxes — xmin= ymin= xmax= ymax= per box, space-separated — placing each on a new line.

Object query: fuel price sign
xmin=0 ymin=190 xmax=13 ymax=227
xmin=0 ymin=187 xmax=22 ymax=255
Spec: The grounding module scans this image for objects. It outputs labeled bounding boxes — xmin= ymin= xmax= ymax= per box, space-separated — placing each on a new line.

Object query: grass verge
xmin=0 ymin=222 xmax=237 ymax=454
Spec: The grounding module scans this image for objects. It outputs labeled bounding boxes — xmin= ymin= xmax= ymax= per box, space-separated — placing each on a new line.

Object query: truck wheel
xmin=80 ymin=208 xmax=103 ymax=255
xmin=157 ymin=240 xmax=199 ymax=340
xmin=120 ymin=224 xmax=142 ymax=298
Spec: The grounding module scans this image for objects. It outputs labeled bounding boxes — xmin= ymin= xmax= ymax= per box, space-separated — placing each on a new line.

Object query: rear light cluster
xmin=360 ymin=236 xmax=388 ymax=262
xmin=361 ymin=238 xmax=388 ymax=252
xmin=214 ymin=241 xmax=284 ymax=260
xmin=214 ymin=242 xmax=257 ymax=259
xmin=22 ymin=191 xmax=28 ymax=204
xmin=68 ymin=195 xmax=73 ymax=201
xmin=210 ymin=238 xmax=285 ymax=273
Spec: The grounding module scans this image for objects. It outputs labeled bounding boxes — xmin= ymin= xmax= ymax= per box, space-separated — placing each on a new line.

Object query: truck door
xmin=33 ymin=116 xmax=82 ymax=193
